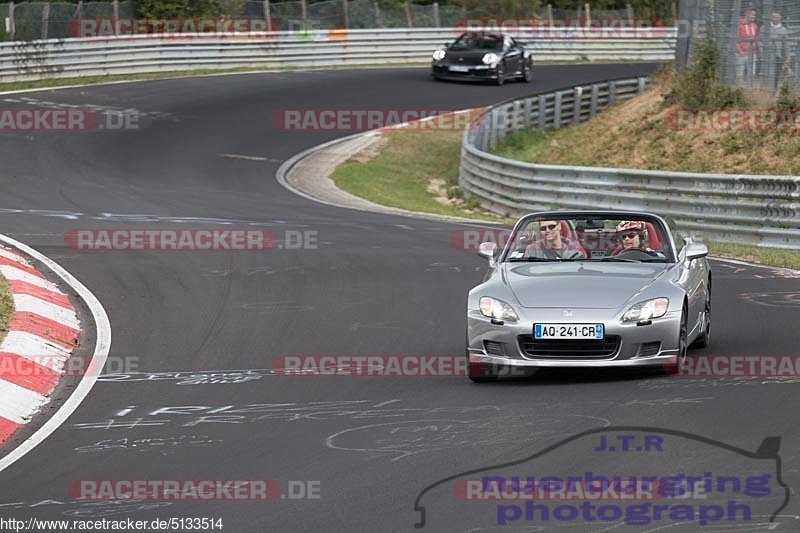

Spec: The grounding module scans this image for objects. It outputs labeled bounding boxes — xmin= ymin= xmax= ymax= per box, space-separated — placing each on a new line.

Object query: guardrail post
xmin=41 ymin=3 xmax=50 ymax=40
xmin=343 ymin=0 xmax=349 ymax=29
xmin=489 ymin=110 xmax=498 ymax=150
xmin=433 ymin=2 xmax=440 ymax=28
xmin=404 ymin=2 xmax=412 ymax=28
xmin=637 ymin=76 xmax=647 ymax=94
xmin=373 ymin=1 xmax=382 ymax=28
xmin=538 ymin=95 xmax=547 ymax=128
xmin=573 ymin=87 xmax=583 ymax=124
xmin=8 ymin=2 xmax=15 ymax=41
xmin=513 ymin=100 xmax=522 ymax=131
xmin=608 ymin=81 xmax=617 ymax=105
xmin=301 ymin=0 xmax=308 ymax=27
xmin=590 ymin=84 xmax=599 ymax=117
xmin=524 ymin=98 xmax=533 ymax=128
xmin=112 ymin=0 xmax=119 ymax=35
xmin=553 ymin=91 xmax=562 ymax=129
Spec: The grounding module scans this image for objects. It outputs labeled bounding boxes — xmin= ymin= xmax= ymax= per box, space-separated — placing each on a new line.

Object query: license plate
xmin=534 ymin=323 xmax=604 ymax=340
xmin=449 ymin=66 xmax=470 ymax=72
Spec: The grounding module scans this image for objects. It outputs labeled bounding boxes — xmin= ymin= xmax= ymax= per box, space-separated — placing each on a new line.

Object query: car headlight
xmin=622 ymin=298 xmax=669 ymax=322
xmin=479 ymin=297 xmax=519 ymax=323
xmin=482 ymin=53 xmax=499 ymax=65
xmin=432 ymin=49 xmax=446 ymax=61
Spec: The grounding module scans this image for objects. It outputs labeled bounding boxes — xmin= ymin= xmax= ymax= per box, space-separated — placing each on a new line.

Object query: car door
xmin=503 ymin=38 xmax=521 ymax=74
xmin=681 ymin=239 xmax=706 ymax=337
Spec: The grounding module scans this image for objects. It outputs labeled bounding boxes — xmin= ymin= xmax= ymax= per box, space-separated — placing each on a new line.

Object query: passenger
xmin=615 ymin=220 xmax=652 ymax=252
xmin=526 ymin=220 xmax=587 ymax=260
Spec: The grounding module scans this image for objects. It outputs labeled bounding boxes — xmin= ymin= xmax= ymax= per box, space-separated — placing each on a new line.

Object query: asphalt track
xmin=0 ymin=64 xmax=799 ymax=532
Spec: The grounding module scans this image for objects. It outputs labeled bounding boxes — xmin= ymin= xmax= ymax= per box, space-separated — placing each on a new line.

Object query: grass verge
xmin=331 ymin=117 xmax=512 ymax=223
xmin=707 ymin=242 xmax=800 ymax=271
xmin=0 ymin=272 xmax=14 ymax=344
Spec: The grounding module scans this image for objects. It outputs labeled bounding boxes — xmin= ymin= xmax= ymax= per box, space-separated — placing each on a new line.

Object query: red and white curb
xmin=0 ymin=245 xmax=80 ymax=443
xmin=0 ymin=235 xmax=109 ymax=473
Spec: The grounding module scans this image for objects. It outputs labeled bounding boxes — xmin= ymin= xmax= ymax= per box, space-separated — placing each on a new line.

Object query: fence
xmin=677 ymin=0 xmax=800 ymax=93
xmin=0 ymin=1 xmax=672 ymax=41
xmin=460 ymin=78 xmax=800 ymax=250
xmin=0 ymin=28 xmax=677 ymax=83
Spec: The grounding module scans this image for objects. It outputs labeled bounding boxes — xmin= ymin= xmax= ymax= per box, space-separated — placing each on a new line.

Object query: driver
xmin=526 ymin=220 xmax=587 ymax=260
xmin=615 ymin=220 xmax=653 ymax=253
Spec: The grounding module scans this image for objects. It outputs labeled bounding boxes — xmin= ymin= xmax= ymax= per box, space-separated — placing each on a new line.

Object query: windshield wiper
xmin=507 ymin=257 xmax=556 ymax=263
xmin=587 ymin=257 xmax=642 ymax=263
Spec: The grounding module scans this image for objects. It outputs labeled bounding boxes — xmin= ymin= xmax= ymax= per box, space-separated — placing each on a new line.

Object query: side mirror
xmin=684 ymin=243 xmax=708 ymax=261
xmin=478 ymin=242 xmax=498 ymax=260
xmin=443 ymin=42 xmax=450 ymax=48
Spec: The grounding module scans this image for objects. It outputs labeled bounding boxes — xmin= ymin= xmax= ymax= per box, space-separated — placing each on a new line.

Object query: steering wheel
xmin=615 ymin=248 xmax=659 ymax=260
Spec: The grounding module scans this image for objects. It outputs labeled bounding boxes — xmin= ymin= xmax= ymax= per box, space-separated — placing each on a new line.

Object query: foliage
xmin=666 ymin=37 xmax=744 ymax=109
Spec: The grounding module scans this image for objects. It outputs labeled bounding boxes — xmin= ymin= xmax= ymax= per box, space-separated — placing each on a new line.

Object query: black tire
xmin=692 ymin=289 xmax=712 ymax=349
xmin=521 ymin=58 xmax=533 ymax=82
xmin=494 ymin=62 xmax=505 ymax=86
xmin=678 ymin=307 xmax=688 ymax=365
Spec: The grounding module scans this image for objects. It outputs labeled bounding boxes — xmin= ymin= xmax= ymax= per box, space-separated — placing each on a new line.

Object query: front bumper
xmin=432 ymin=63 xmax=499 ymax=80
xmin=467 ymin=309 xmax=682 ymax=368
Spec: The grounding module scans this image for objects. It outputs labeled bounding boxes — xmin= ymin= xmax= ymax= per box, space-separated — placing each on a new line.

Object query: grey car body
xmin=467 ymin=211 xmax=711 ymax=381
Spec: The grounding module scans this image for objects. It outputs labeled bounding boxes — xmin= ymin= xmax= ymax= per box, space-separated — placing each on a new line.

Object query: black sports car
xmin=431 ymin=32 xmax=533 ymax=85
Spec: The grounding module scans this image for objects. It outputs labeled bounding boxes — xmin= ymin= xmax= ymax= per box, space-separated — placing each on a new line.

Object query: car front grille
xmin=518 ymin=335 xmax=620 ymax=360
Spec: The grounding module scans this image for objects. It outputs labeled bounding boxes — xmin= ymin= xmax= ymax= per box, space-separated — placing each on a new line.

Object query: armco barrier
xmin=0 ymin=28 xmax=676 ymax=82
xmin=460 ymin=77 xmax=800 ymax=250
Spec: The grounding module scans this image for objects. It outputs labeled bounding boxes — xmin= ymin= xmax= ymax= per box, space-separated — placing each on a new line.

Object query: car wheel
xmin=678 ymin=307 xmax=688 ymax=365
xmin=494 ymin=62 xmax=505 ymax=86
xmin=521 ymin=59 xmax=533 ymax=82
xmin=692 ymin=289 xmax=711 ymax=348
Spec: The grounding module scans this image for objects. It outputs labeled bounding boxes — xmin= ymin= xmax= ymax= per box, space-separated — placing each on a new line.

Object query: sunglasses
xmin=539 ymin=224 xmax=559 ymax=231
xmin=621 ymin=232 xmax=642 ymax=240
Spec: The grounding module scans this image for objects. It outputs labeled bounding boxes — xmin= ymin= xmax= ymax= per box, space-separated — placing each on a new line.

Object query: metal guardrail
xmin=460 ymin=77 xmax=800 ymax=250
xmin=0 ymin=28 xmax=677 ymax=82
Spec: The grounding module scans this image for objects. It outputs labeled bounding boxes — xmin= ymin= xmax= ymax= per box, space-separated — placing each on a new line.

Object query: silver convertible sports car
xmin=467 ymin=211 xmax=711 ymax=382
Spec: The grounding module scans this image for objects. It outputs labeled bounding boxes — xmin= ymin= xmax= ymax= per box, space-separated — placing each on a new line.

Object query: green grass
xmin=331 ymin=125 xmax=511 ymax=223
xmin=707 ymin=242 xmax=800 ymax=271
xmin=0 ymin=271 xmax=14 ymax=344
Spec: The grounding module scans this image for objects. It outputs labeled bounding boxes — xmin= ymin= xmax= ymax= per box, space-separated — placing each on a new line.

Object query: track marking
xmin=218 ymin=153 xmax=284 ymax=163
xmin=0 ymin=234 xmax=111 ymax=474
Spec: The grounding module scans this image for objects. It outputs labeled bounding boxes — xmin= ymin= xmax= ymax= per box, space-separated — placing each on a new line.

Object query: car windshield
xmin=450 ymin=34 xmax=504 ymax=51
xmin=502 ymin=214 xmax=673 ymax=263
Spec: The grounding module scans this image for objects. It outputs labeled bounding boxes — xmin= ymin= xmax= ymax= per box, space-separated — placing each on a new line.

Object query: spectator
xmin=736 ymin=8 xmax=758 ymax=83
xmin=769 ymin=12 xmax=793 ymax=90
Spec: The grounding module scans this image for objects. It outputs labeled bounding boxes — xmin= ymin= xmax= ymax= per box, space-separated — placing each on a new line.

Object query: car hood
xmin=503 ymin=262 xmax=670 ymax=309
xmin=443 ymin=50 xmax=492 ymax=64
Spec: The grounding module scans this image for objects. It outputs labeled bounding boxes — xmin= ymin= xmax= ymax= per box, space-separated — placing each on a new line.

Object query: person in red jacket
xmin=736 ymin=8 xmax=758 ymax=83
